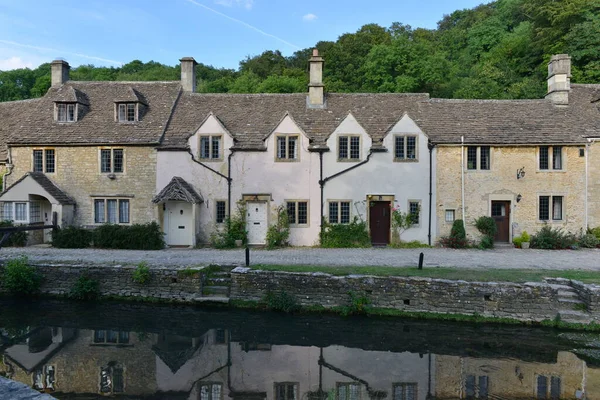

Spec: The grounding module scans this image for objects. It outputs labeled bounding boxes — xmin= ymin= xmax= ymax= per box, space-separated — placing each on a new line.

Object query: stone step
xmin=559 ymin=310 xmax=592 ymax=323
xmin=558 ymin=290 xmax=579 ymax=298
xmin=558 ymin=298 xmax=585 ymax=305
xmin=206 ymin=277 xmax=232 ymax=285
xmin=203 ymin=285 xmax=230 ymax=296
xmin=210 ymin=271 xmax=233 ymax=277
xmin=548 ymin=284 xmax=574 ymax=291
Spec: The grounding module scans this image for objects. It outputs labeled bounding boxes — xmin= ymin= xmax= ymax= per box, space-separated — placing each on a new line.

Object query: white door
xmin=164 ymin=201 xmax=193 ymax=246
xmin=246 ymin=202 xmax=267 ymax=245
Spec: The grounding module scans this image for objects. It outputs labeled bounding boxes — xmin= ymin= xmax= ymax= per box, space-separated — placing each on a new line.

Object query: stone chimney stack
xmin=546 ymin=54 xmax=571 ymax=106
xmin=51 ymin=60 xmax=70 ymax=87
xmin=308 ymin=49 xmax=325 ymax=108
xmin=180 ymin=57 xmax=197 ymax=93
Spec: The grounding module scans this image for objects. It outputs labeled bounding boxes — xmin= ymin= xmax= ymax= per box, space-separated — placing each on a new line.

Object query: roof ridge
xmin=427 ymin=98 xmax=550 ymax=104
xmin=67 ymin=80 xmax=181 ymax=85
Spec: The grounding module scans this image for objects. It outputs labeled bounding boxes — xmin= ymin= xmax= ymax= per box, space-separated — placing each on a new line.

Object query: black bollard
xmin=418 ymin=252 xmax=424 ymax=270
xmin=245 ymin=247 xmax=250 ymax=267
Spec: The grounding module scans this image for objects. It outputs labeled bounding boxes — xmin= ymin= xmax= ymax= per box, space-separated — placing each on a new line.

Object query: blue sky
xmin=0 ymin=0 xmax=488 ymax=71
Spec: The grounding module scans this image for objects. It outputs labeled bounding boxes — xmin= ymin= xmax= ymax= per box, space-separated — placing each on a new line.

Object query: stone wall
xmin=230 ymin=268 xmax=600 ymax=322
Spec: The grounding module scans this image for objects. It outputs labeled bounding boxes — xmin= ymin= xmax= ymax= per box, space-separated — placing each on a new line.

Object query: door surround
xmin=488 ymin=194 xmax=514 ymax=243
xmin=367 ymin=194 xmax=394 ymax=246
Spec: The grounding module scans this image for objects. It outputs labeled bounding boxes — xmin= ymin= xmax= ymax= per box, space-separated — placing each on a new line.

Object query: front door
xmin=369 ymin=201 xmax=391 ymax=246
xmin=491 ymin=201 xmax=510 ymax=242
xmin=246 ymin=202 xmax=267 ymax=245
xmin=164 ymin=201 xmax=193 ymax=246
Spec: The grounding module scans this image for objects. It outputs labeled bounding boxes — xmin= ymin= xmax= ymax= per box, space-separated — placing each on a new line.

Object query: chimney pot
xmin=546 ymin=54 xmax=571 ymax=106
xmin=51 ymin=59 xmax=70 ymax=87
xmin=308 ymin=49 xmax=325 ymax=108
xmin=180 ymin=57 xmax=197 ymax=93
xmin=312 ymin=49 xmax=319 ymax=57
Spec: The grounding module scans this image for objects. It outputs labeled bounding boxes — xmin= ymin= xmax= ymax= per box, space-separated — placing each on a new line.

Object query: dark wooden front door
xmin=491 ymin=201 xmax=510 ymax=242
xmin=369 ymin=201 xmax=391 ymax=246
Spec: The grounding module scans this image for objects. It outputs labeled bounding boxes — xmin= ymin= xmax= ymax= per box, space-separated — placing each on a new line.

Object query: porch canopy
xmin=152 ymin=176 xmax=204 ymax=204
xmin=0 ymin=172 xmax=75 ymax=205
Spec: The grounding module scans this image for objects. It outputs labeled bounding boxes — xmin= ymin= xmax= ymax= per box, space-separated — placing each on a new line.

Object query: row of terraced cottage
xmin=0 ymin=51 xmax=599 ymax=247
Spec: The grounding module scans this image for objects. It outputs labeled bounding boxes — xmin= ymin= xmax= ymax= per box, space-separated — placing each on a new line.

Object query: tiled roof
xmin=5 ymin=81 xmax=181 ymax=147
xmin=1 ymin=172 xmax=75 ymax=205
xmin=567 ymin=84 xmax=600 ymax=138
xmin=152 ymin=176 xmax=203 ymax=204
xmin=0 ymin=98 xmax=43 ymax=161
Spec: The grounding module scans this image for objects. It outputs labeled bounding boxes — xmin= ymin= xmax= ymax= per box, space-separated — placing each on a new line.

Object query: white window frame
xmin=32 ymin=365 xmax=56 ymax=392
xmin=328 ymin=200 xmax=352 ymax=224
xmin=99 ymin=148 xmax=125 ymax=174
xmin=286 ymin=200 xmax=309 ymax=227
xmin=394 ymin=135 xmax=418 ymax=161
xmin=199 ymin=135 xmax=223 ymax=161
xmin=55 ymin=102 xmax=76 ymax=122
xmin=338 ymin=135 xmax=361 ymax=161
xmin=275 ymin=135 xmax=299 ymax=161
xmin=93 ymin=198 xmax=131 ymax=224
xmin=538 ymin=146 xmax=564 ymax=171
xmin=100 ymin=363 xmax=124 ymax=394
xmin=466 ymin=146 xmax=491 ymax=171
xmin=445 ymin=209 xmax=455 ymax=223
xmin=32 ymin=148 xmax=56 ymax=174
xmin=199 ymin=382 xmax=223 ymax=400
xmin=116 ymin=102 xmax=138 ymax=122
xmin=14 ymin=202 xmax=29 ymax=223
xmin=408 ymin=200 xmax=421 ymax=227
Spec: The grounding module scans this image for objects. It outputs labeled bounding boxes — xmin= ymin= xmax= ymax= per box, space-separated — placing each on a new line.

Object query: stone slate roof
xmin=5 ymin=81 xmax=181 ymax=147
xmin=152 ymin=176 xmax=204 ymax=204
xmin=567 ymin=84 xmax=600 ymax=138
xmin=0 ymin=98 xmax=43 ymax=162
xmin=1 ymin=172 xmax=76 ymax=205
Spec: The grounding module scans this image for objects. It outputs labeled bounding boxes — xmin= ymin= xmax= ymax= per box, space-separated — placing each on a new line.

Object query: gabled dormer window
xmin=56 ymin=103 xmax=76 ymax=122
xmin=117 ymin=103 xmax=137 ymax=122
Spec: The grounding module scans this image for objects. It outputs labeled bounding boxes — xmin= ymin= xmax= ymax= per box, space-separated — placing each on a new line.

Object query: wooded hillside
xmin=1 ymin=0 xmax=598 ymax=102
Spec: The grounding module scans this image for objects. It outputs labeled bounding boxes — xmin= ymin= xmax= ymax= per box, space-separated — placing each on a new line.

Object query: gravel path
xmin=0 ymin=246 xmax=599 ymax=270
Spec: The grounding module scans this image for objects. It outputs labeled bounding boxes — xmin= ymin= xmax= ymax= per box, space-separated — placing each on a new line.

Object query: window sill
xmin=90 ymin=343 xmax=134 ymax=347
xmin=198 ymin=158 xmax=224 ymax=162
xmin=393 ymin=158 xmax=419 ymax=163
xmin=117 ymin=120 xmax=138 ymax=124
xmin=275 ymin=158 xmax=300 ymax=163
xmin=337 ymin=159 xmax=361 ymax=163
xmin=289 ymin=224 xmax=310 ymax=228
xmin=537 ymin=220 xmax=565 ymax=224
xmin=54 ymin=121 xmax=76 ymax=124
xmin=536 ymin=169 xmax=566 ymax=173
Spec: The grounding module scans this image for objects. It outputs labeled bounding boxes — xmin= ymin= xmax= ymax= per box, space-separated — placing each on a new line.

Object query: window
xmin=117 ymin=103 xmax=137 ymax=122
xmin=94 ymin=199 xmax=130 ymax=224
xmin=539 ymin=146 xmax=563 ymax=170
xmin=100 ymin=148 xmax=124 ymax=173
xmin=200 ymin=135 xmax=222 ymax=160
xmin=287 ymin=201 xmax=308 ymax=226
xmin=94 ymin=330 xmax=130 ymax=344
xmin=338 ymin=136 xmax=361 ymax=161
xmin=275 ymin=383 xmax=298 ymax=400
xmin=466 ymin=375 xmax=488 ymax=399
xmin=199 ymin=383 xmax=222 ymax=400
xmin=14 ymin=202 xmax=27 ymax=222
xmin=337 ymin=383 xmax=360 ymax=400
xmin=537 ymin=375 xmax=561 ymax=399
xmin=276 ymin=135 xmax=298 ymax=161
xmin=329 ymin=201 xmax=351 ymax=224
xmin=467 ymin=146 xmax=490 ymax=170
xmin=33 ymin=366 xmax=55 ymax=392
xmin=394 ymin=135 xmax=418 ymax=161
xmin=445 ymin=210 xmax=455 ymax=223
xmin=0 ymin=201 xmax=40 ymax=223
xmin=393 ymin=383 xmax=417 ymax=400
xmin=100 ymin=363 xmax=124 ymax=394
xmin=33 ymin=149 xmax=55 ymax=173
xmin=56 ymin=103 xmax=76 ymax=122
xmin=539 ymin=196 xmax=563 ymax=221
xmin=409 ymin=201 xmax=420 ymax=225
xmin=216 ymin=201 xmax=226 ymax=224
xmin=29 ymin=202 xmax=41 ymax=223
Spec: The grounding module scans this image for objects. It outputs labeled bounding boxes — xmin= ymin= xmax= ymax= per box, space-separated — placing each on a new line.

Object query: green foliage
xmin=51 ymin=226 xmax=93 ymax=248
xmin=521 ymin=230 xmax=530 ymax=242
xmin=177 ymin=267 xmax=201 ymax=278
xmin=513 ymin=230 xmax=531 ymax=248
xmin=512 ymin=236 xmax=523 ymax=248
xmin=530 ymin=225 xmax=576 ymax=250
xmin=210 ymin=203 xmax=247 ymax=249
xmin=589 ymin=227 xmax=600 ymax=241
xmin=439 ymin=219 xmax=468 ymax=248
xmin=474 ymin=216 xmax=497 ymax=249
xmin=266 ymin=205 xmax=290 ymax=249
xmin=578 ymin=233 xmax=599 ymax=249
xmin=388 ymin=240 xmax=431 ymax=249
xmin=0 ymin=221 xmax=28 ymax=247
xmin=69 ymin=275 xmax=100 ymax=301
xmin=340 ymin=291 xmax=371 ymax=316
xmin=391 ymin=205 xmax=418 ymax=243
xmin=132 ymin=262 xmax=151 ymax=284
xmin=2 ymin=256 xmax=41 ymax=295
xmin=263 ymin=290 xmax=300 ymax=313
xmin=479 ymin=235 xmax=495 ymax=250
xmin=93 ymin=222 xmax=164 ymax=250
xmin=320 ymin=217 xmax=371 ymax=248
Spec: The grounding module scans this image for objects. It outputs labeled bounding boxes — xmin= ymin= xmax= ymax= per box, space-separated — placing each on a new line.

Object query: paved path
xmin=0 ymin=246 xmax=599 ymax=270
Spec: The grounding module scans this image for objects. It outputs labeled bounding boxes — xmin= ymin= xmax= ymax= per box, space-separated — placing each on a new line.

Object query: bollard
xmin=245 ymin=247 xmax=250 ymax=267
xmin=418 ymin=252 xmax=424 ymax=270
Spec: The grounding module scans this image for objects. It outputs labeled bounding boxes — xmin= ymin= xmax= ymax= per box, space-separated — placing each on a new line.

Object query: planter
xmin=521 ymin=242 xmax=530 ymax=249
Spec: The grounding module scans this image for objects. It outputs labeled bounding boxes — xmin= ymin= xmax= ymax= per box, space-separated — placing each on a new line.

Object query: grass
xmin=251 ymin=264 xmax=600 ymax=284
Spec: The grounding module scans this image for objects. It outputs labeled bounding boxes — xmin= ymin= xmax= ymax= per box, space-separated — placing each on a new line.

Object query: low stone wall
xmin=0 ymin=264 xmax=205 ymax=302
xmin=230 ymin=267 xmax=599 ymax=322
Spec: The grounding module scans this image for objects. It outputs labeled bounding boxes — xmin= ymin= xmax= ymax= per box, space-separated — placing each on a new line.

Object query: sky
xmin=0 ymin=0 xmax=488 ymax=71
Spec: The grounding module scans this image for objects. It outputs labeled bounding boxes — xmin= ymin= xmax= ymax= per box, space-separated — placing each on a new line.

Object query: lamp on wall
xmin=516 ymin=194 xmax=522 ymax=203
xmin=516 ymin=167 xmax=526 ymax=180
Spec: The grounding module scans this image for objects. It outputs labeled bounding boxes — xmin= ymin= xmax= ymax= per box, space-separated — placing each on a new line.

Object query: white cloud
xmin=303 ymin=13 xmax=318 ymax=22
xmin=0 ymin=56 xmax=34 ymax=70
xmin=215 ymin=0 xmax=254 ymax=10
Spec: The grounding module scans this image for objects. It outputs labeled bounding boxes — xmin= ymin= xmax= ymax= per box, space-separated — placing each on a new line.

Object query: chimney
xmin=308 ymin=49 xmax=325 ymax=108
xmin=51 ymin=59 xmax=70 ymax=87
xmin=546 ymin=54 xmax=571 ymax=106
xmin=180 ymin=57 xmax=197 ymax=93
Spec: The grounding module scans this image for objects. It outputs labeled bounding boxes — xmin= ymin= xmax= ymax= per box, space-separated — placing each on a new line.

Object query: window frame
xmin=32 ymin=148 xmax=56 ymax=174
xmin=274 ymin=382 xmax=299 ymax=400
xmin=394 ymin=135 xmax=419 ymax=162
xmin=338 ymin=135 xmax=361 ymax=162
xmin=466 ymin=146 xmax=491 ymax=171
xmin=393 ymin=382 xmax=418 ymax=400
xmin=116 ymin=102 xmax=138 ymax=122
xmin=328 ymin=200 xmax=352 ymax=224
xmin=538 ymin=146 xmax=564 ymax=171
xmin=215 ymin=200 xmax=227 ymax=224
xmin=55 ymin=102 xmax=77 ymax=123
xmin=538 ymin=195 xmax=564 ymax=222
xmin=536 ymin=375 xmax=561 ymax=400
xmin=198 ymin=382 xmax=223 ymax=400
xmin=100 ymin=363 xmax=124 ymax=394
xmin=286 ymin=200 xmax=309 ymax=227
xmin=336 ymin=382 xmax=361 ymax=400
xmin=275 ymin=135 xmax=300 ymax=162
xmin=408 ymin=200 xmax=421 ymax=227
xmin=93 ymin=198 xmax=131 ymax=225
xmin=199 ymin=135 xmax=223 ymax=161
xmin=445 ymin=209 xmax=455 ymax=223
xmin=92 ymin=330 xmax=130 ymax=346
xmin=99 ymin=148 xmax=125 ymax=174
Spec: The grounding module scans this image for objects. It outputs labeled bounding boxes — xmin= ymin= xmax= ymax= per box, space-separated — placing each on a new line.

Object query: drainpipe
xmin=2 ymin=147 xmax=14 ymax=192
xmin=461 ymin=136 xmax=466 ymax=224
xmin=428 ymin=142 xmax=436 ymax=246
xmin=585 ymin=140 xmax=595 ymax=230
xmin=319 ymin=152 xmax=324 ymax=235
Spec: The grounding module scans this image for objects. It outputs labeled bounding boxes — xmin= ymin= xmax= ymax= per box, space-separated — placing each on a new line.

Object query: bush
xmin=439 ymin=219 xmax=468 ymax=248
xmin=51 ymin=226 xmax=93 ymax=248
xmin=530 ymin=225 xmax=576 ymax=249
xmin=521 ymin=231 xmax=530 ymax=242
xmin=0 ymin=221 xmax=28 ymax=247
xmin=93 ymin=222 xmax=165 ymax=250
xmin=479 ymin=235 xmax=494 ymax=249
xmin=589 ymin=227 xmax=600 ymax=241
xmin=578 ymin=233 xmax=599 ymax=249
xmin=340 ymin=291 xmax=371 ymax=316
xmin=211 ymin=204 xmax=247 ymax=249
xmin=2 ymin=256 xmax=41 ymax=295
xmin=264 ymin=290 xmax=299 ymax=313
xmin=265 ymin=205 xmax=290 ymax=249
xmin=132 ymin=261 xmax=151 ymax=284
xmin=320 ymin=217 xmax=371 ymax=248
xmin=474 ymin=216 xmax=497 ymax=249
xmin=512 ymin=236 xmax=523 ymax=248
xmin=389 ymin=240 xmax=431 ymax=249
xmin=69 ymin=275 xmax=100 ymax=300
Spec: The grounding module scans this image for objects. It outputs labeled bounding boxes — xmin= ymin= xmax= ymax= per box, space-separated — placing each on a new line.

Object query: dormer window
xmin=117 ymin=103 xmax=137 ymax=122
xmin=56 ymin=103 xmax=76 ymax=122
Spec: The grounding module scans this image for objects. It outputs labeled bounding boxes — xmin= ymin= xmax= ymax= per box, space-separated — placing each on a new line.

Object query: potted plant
xmin=521 ymin=231 xmax=530 ymax=249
